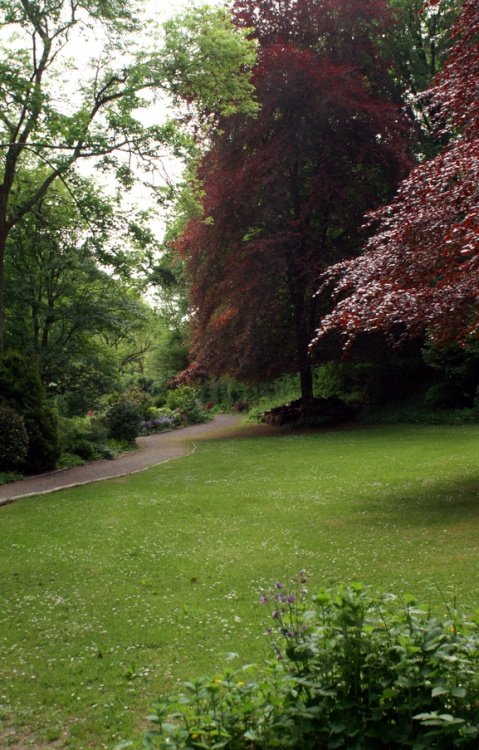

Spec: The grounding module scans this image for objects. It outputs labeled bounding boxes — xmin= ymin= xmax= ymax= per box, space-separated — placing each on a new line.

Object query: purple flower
xmin=274 ymin=582 xmax=284 ymax=590
xmin=272 ymin=610 xmax=281 ymax=620
xmin=259 ymin=594 xmax=269 ymax=604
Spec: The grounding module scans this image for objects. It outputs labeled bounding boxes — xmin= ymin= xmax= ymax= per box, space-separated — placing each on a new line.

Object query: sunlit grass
xmin=1 ymin=424 xmax=479 ymax=748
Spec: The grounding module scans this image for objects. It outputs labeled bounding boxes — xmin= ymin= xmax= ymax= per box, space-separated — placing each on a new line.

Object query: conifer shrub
xmin=0 ymin=351 xmax=59 ymax=473
xmin=0 ymin=405 xmax=28 ymax=471
xmin=127 ymin=582 xmax=479 ymax=750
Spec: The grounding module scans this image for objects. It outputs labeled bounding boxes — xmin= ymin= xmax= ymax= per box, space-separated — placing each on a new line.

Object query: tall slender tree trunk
xmin=285 ymin=234 xmax=315 ymax=424
xmin=297 ymin=323 xmax=314 ymax=423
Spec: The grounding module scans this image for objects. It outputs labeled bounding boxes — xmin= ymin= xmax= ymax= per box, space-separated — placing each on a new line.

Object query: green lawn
xmin=1 ymin=424 xmax=479 ymax=749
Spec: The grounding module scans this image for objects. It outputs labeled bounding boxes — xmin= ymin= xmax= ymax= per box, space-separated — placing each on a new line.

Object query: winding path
xmin=0 ymin=414 xmax=247 ymax=506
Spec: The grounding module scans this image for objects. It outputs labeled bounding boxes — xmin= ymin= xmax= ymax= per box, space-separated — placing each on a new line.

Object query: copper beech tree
xmin=312 ymin=0 xmax=479 ymax=351
xmin=177 ymin=0 xmax=411 ymax=418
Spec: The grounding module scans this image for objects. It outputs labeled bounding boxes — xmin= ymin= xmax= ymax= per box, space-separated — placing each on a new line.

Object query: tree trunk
xmin=298 ymin=335 xmax=314 ymax=424
xmin=284 ymin=237 xmax=315 ymax=424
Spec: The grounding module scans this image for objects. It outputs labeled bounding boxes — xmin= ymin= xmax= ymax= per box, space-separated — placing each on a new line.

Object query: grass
xmin=1 ymin=423 xmax=479 ymax=748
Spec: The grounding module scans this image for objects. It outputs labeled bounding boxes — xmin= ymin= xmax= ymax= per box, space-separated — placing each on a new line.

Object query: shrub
xmin=0 ymin=351 xmax=59 ymax=473
xmin=166 ymin=386 xmax=211 ymax=425
xmin=23 ymin=407 xmax=60 ymax=473
xmin=0 ymin=405 xmax=28 ymax=471
xmin=71 ymin=438 xmax=97 ymax=461
xmin=105 ymin=399 xmax=143 ymax=444
xmin=424 ymin=382 xmax=465 ymax=410
xmin=130 ymin=582 xmax=479 ymax=750
xmin=58 ymin=415 xmax=108 ymax=461
xmin=0 ymin=350 xmax=43 ymax=413
xmin=139 ymin=407 xmax=179 ymax=435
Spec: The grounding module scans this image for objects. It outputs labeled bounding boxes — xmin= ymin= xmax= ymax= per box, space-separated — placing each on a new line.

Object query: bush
xmin=130 ymin=582 xmax=479 ymax=750
xmin=0 ymin=405 xmax=28 ymax=471
xmin=0 ymin=351 xmax=59 ymax=473
xmin=105 ymin=399 xmax=143 ymax=444
xmin=166 ymin=386 xmax=211 ymax=425
xmin=58 ymin=414 xmax=108 ymax=461
xmin=23 ymin=407 xmax=60 ymax=473
xmin=424 ymin=383 xmax=465 ymax=410
xmin=139 ymin=407 xmax=179 ymax=435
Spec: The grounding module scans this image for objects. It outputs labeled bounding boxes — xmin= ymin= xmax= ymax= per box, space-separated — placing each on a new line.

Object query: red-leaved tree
xmin=178 ymin=0 xmax=411 ymax=416
xmin=312 ymin=0 xmax=479 ymax=350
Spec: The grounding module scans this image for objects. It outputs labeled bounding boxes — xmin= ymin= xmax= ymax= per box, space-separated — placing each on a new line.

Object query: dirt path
xmin=0 ymin=413 xmax=255 ymax=506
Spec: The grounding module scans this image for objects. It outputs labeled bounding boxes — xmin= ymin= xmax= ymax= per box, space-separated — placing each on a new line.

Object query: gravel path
xmin=0 ymin=414 xmax=246 ymax=506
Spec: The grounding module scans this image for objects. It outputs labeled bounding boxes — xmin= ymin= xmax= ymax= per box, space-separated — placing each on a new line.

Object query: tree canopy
xmin=0 ymin=0 xmax=257 ymax=352
xmin=312 ymin=0 xmax=479 ymax=350
xmin=176 ymin=0 xmax=412 ymax=414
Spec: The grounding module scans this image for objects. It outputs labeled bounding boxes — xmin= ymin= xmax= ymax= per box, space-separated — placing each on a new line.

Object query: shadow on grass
xmin=361 ymin=473 xmax=479 ymax=528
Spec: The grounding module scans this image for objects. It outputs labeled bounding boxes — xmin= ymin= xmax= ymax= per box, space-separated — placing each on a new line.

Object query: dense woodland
xmin=0 ymin=0 xmax=477 ymax=475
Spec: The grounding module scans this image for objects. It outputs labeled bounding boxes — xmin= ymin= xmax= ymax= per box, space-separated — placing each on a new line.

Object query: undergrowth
xmin=128 ymin=581 xmax=479 ymax=749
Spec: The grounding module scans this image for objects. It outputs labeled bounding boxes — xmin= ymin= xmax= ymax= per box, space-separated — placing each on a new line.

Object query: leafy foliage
xmin=131 ymin=583 xmax=479 ymax=750
xmin=387 ymin=0 xmax=461 ymax=156
xmin=0 ymin=0 xmax=258 ymax=352
xmin=177 ymin=0 xmax=411 ymax=413
xmin=4 ymin=173 xmax=154 ymax=408
xmin=0 ymin=405 xmax=28 ymax=471
xmin=166 ymin=386 xmax=211 ymax=425
xmin=105 ymin=398 xmax=144 ymax=444
xmin=57 ymin=414 xmax=110 ymax=463
xmin=139 ymin=407 xmax=179 ymax=435
xmin=0 ymin=350 xmax=59 ymax=472
xmin=161 ymin=6 xmax=258 ymax=123
xmin=314 ymin=0 xmax=479 ymax=349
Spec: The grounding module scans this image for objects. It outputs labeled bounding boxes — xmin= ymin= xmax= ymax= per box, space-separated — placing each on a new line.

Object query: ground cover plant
xmin=1 ymin=424 xmax=479 ymax=748
xmin=137 ymin=582 xmax=479 ymax=749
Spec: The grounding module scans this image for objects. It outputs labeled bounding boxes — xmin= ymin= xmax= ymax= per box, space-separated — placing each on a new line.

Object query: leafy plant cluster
xmin=0 ymin=350 xmax=59 ymax=474
xmin=0 ymin=349 xmax=211 ymax=476
xmin=0 ymin=404 xmax=28 ymax=471
xmin=128 ymin=582 xmax=479 ymax=750
xmin=59 ymin=385 xmax=210 ymax=465
xmin=139 ymin=408 xmax=180 ymax=436
xmin=165 ymin=386 xmax=212 ymax=426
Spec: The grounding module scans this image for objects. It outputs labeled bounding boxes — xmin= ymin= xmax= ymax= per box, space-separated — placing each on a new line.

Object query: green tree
xmin=4 ymin=171 xmax=157 ymax=410
xmin=387 ymin=0 xmax=461 ymax=155
xmin=0 ymin=0 xmax=257 ymax=353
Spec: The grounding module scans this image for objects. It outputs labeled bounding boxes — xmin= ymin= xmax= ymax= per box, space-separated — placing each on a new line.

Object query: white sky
xmin=74 ymin=0 xmax=215 ymax=240
xmin=0 ymin=0 xmax=221 ymax=247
